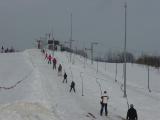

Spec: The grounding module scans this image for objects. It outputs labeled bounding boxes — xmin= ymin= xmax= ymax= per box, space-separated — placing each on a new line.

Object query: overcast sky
xmin=0 ymin=0 xmax=160 ymax=56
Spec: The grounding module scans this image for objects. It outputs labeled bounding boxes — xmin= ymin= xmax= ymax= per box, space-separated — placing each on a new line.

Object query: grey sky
xmin=0 ymin=0 xmax=160 ymax=56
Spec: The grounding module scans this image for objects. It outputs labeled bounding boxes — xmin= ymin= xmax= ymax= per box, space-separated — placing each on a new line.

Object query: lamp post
xmin=115 ymin=62 xmax=117 ymax=82
xmin=84 ymin=48 xmax=86 ymax=68
xmin=123 ymin=2 xmax=127 ymax=97
xmin=91 ymin=42 xmax=98 ymax=64
xmin=80 ymin=72 xmax=84 ymax=96
xmin=69 ymin=13 xmax=75 ymax=63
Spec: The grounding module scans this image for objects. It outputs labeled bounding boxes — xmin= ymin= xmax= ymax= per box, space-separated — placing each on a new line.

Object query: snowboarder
xmin=70 ymin=81 xmax=75 ymax=93
xmin=52 ymin=57 xmax=57 ymax=70
xmin=48 ymin=54 xmax=52 ymax=64
xmin=100 ymin=91 xmax=109 ymax=116
xmin=126 ymin=104 xmax=138 ymax=120
xmin=58 ymin=64 xmax=62 ymax=76
xmin=63 ymin=72 xmax=67 ymax=83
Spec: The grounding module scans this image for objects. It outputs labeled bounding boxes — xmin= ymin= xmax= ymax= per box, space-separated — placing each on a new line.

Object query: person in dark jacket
xmin=58 ymin=64 xmax=62 ymax=76
xmin=126 ymin=104 xmax=138 ymax=120
xmin=1 ymin=46 xmax=4 ymax=53
xmin=42 ymin=49 xmax=45 ymax=54
xmin=63 ymin=72 xmax=67 ymax=83
xmin=52 ymin=57 xmax=57 ymax=70
xmin=70 ymin=81 xmax=75 ymax=93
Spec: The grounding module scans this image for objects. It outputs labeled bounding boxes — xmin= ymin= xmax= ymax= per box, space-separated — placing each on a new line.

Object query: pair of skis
xmin=86 ymin=112 xmax=125 ymax=120
xmin=86 ymin=113 xmax=97 ymax=120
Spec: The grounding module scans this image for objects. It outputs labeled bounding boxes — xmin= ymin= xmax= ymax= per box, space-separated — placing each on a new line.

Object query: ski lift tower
xmin=48 ymin=39 xmax=54 ymax=50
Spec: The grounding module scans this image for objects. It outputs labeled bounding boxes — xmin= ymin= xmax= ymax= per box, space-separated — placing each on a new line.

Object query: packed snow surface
xmin=0 ymin=49 xmax=159 ymax=120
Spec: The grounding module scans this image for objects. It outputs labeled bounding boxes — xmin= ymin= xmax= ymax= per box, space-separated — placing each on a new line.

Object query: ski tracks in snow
xmin=25 ymin=50 xmax=127 ymax=120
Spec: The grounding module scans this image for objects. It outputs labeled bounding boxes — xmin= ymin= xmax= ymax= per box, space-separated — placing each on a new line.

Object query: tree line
xmin=60 ymin=45 xmax=160 ymax=69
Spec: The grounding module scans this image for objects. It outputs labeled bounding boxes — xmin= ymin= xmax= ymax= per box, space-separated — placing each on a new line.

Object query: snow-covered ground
xmin=0 ymin=49 xmax=159 ymax=120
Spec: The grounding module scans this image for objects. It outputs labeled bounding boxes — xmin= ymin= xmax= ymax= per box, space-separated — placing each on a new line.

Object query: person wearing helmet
xmin=126 ymin=104 xmax=138 ymax=120
xmin=100 ymin=91 xmax=109 ymax=116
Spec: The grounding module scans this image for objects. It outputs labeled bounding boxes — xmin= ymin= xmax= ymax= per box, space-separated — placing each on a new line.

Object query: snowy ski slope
xmin=0 ymin=49 xmax=159 ymax=120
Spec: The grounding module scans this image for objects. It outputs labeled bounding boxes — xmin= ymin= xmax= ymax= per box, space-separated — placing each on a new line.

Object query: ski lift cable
xmin=96 ymin=78 xmax=102 ymax=96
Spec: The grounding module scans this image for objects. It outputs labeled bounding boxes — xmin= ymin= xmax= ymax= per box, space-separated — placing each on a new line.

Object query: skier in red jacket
xmin=48 ymin=54 xmax=52 ymax=64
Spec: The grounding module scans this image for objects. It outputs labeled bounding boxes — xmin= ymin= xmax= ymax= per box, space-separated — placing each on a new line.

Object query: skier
xmin=42 ymin=49 xmax=45 ymax=54
xmin=52 ymin=57 xmax=57 ymax=70
xmin=48 ymin=54 xmax=52 ymax=64
xmin=70 ymin=81 xmax=75 ymax=93
xmin=100 ymin=91 xmax=109 ymax=116
xmin=1 ymin=46 xmax=4 ymax=53
xmin=58 ymin=64 xmax=62 ymax=76
xmin=63 ymin=72 xmax=67 ymax=83
xmin=5 ymin=48 xmax=8 ymax=53
xmin=126 ymin=104 xmax=138 ymax=120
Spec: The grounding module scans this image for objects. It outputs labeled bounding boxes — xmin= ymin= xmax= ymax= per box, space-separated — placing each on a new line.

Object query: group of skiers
xmin=42 ymin=49 xmax=138 ymax=120
xmin=42 ymin=49 xmax=76 ymax=93
xmin=1 ymin=45 xmax=15 ymax=53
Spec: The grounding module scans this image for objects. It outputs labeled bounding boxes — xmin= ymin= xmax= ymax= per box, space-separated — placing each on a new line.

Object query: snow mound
xmin=0 ymin=102 xmax=58 ymax=120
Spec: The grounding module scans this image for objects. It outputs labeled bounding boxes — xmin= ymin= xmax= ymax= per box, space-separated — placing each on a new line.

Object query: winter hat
xmin=130 ymin=104 xmax=134 ymax=108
